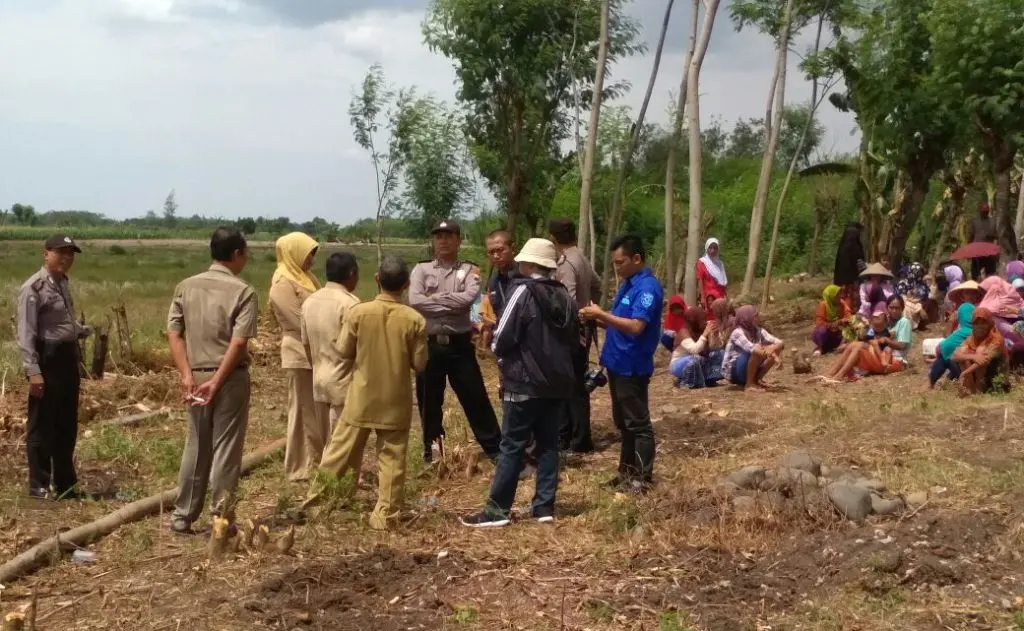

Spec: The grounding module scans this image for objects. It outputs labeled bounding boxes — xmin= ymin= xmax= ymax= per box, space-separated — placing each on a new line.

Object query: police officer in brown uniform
xmin=167 ymin=227 xmax=258 ymax=533
xmin=409 ymin=220 xmax=501 ymax=462
xmin=17 ymin=234 xmax=91 ymax=499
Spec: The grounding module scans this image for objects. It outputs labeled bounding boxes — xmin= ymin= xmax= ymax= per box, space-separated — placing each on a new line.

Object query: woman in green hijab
xmin=812 ymin=284 xmax=850 ymax=355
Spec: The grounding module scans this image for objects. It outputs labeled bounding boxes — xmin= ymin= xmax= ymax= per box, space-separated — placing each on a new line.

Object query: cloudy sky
xmin=0 ymin=0 xmax=858 ymax=224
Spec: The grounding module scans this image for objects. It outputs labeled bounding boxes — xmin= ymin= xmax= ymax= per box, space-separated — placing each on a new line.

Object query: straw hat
xmin=859 ymin=262 xmax=894 ymax=279
xmin=514 ymin=238 xmax=558 ymax=269
xmin=948 ymin=280 xmax=981 ymax=297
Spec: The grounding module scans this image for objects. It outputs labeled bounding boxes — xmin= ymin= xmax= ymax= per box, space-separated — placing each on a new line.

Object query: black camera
xmin=583 ymin=368 xmax=608 ymax=393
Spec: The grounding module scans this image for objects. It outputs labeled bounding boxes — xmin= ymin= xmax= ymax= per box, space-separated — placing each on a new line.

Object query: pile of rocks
xmin=716 ymin=451 xmax=919 ymax=522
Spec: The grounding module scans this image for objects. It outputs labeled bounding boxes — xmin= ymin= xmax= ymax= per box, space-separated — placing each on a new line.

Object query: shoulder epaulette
xmin=29 ymin=278 xmax=45 ymax=292
xmin=417 ymin=259 xmax=433 ymax=265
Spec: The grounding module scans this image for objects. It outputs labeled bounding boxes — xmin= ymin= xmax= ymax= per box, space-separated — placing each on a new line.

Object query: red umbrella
xmin=949 ymin=242 xmax=1001 ymax=260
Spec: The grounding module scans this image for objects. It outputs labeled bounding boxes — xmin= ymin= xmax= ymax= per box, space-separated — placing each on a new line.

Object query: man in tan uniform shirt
xmin=307 ymin=255 xmax=428 ymax=530
xmin=549 ymin=218 xmax=601 ymax=453
xmin=167 ymin=227 xmax=258 ymax=533
xmin=300 ymin=252 xmax=360 ymax=456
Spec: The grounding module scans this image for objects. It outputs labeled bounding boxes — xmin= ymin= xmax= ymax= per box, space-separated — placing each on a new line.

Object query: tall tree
xmin=599 ymin=0 xmax=674 ymax=304
xmin=10 ymin=203 xmax=36 ymax=226
xmin=349 ymin=64 xmax=416 ymax=264
xmin=578 ymin=0 xmax=611 ymax=261
xmin=424 ymin=0 xmax=640 ymax=236
xmin=682 ymin=0 xmax=724 ymax=306
xmin=163 ymin=190 xmax=178 ymax=227
xmin=929 ymin=0 xmax=1024 ymax=259
xmin=736 ymin=0 xmax=798 ymax=297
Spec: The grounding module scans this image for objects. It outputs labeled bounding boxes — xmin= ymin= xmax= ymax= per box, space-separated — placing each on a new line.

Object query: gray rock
xmin=757 ymin=469 xmax=781 ymax=491
xmin=871 ymin=495 xmax=906 ymax=516
xmin=905 ymin=491 xmax=928 ymax=507
xmin=853 ymin=477 xmax=887 ymax=493
xmin=784 ymin=451 xmax=822 ymax=476
xmin=826 ymin=483 xmax=873 ymax=521
xmin=714 ymin=478 xmax=739 ymax=496
xmin=660 ymin=404 xmax=680 ymax=416
xmin=732 ymin=495 xmax=758 ymax=516
xmin=777 ymin=467 xmax=819 ymax=488
xmin=728 ymin=466 xmax=767 ymax=490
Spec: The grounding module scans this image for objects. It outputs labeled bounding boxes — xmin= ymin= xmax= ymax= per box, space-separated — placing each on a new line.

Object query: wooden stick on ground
xmin=0 ymin=439 xmax=285 ymax=585
xmin=95 ymin=410 xmax=175 ymax=428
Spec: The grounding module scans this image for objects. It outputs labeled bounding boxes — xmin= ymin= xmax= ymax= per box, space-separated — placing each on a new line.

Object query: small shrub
xmin=452 ymin=604 xmax=479 ymax=625
xmin=108 ymin=244 xmax=129 ymax=256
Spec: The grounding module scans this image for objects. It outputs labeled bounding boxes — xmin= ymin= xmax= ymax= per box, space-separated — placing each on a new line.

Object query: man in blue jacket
xmin=579 ymin=234 xmax=664 ymax=493
xmin=461 ymin=238 xmax=579 ymax=528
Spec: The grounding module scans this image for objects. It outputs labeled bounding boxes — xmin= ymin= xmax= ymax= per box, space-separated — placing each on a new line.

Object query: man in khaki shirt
xmin=307 ymin=255 xmax=428 ymax=530
xmin=550 ymin=218 xmax=600 ymax=453
xmin=409 ymin=219 xmax=501 ymax=463
xmin=167 ymin=227 xmax=258 ymax=533
xmin=300 ymin=252 xmax=360 ymax=457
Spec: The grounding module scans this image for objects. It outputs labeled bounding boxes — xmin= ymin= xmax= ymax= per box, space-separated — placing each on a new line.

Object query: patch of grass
xmin=1013 ymin=611 xmax=1024 ymax=631
xmin=80 ymin=426 xmax=138 ymax=464
xmin=584 ymin=600 xmax=615 ymax=623
xmin=452 ymin=604 xmax=479 ymax=625
xmin=658 ymin=611 xmax=696 ymax=631
xmin=307 ymin=467 xmax=358 ymax=517
xmin=594 ymin=492 xmax=642 ymax=534
xmin=148 ymin=436 xmax=184 ymax=481
xmin=108 ymin=244 xmax=129 ymax=256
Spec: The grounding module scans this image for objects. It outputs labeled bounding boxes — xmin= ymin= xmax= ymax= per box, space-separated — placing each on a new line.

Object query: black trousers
xmin=415 ymin=333 xmax=501 ymax=459
xmin=972 ymin=256 xmax=999 ymax=280
xmin=26 ymin=341 xmax=81 ymax=492
xmin=608 ymin=372 xmax=655 ymax=482
xmin=559 ymin=342 xmax=594 ymax=453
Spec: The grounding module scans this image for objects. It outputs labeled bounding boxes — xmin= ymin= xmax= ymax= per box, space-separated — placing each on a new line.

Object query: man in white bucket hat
xmin=462 ymin=238 xmax=579 ymax=528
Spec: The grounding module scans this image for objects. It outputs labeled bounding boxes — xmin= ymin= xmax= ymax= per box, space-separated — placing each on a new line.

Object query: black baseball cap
xmin=430 ymin=219 xmax=461 ymax=236
xmin=44 ymin=234 xmax=82 ymax=253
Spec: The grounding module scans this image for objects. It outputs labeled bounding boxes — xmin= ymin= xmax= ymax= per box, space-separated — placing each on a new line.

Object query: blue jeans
xmin=731 ymin=351 xmax=753 ymax=385
xmin=929 ymin=354 xmax=961 ymax=386
xmin=485 ymin=398 xmax=561 ymax=518
xmin=670 ymin=355 xmax=708 ymax=389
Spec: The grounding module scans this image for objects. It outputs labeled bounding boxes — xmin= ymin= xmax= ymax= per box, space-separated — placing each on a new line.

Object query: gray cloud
xmin=238 ymin=0 xmax=427 ymax=26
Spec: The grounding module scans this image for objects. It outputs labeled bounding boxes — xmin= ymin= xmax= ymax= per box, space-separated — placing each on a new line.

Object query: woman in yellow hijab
xmin=268 ymin=232 xmax=322 ymax=482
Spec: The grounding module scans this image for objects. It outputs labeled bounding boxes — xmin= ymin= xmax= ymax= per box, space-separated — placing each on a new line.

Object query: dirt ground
xmin=2 ymin=287 xmax=1024 ymax=630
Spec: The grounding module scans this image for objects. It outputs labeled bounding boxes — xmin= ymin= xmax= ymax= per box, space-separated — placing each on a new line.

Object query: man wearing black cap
xmin=409 ymin=220 xmax=501 ymax=463
xmin=17 ymin=235 xmax=91 ymax=499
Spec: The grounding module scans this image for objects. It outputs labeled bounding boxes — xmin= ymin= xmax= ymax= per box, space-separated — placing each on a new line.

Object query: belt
xmin=429 ymin=332 xmax=471 ymax=345
xmin=193 ymin=366 xmax=248 ymax=373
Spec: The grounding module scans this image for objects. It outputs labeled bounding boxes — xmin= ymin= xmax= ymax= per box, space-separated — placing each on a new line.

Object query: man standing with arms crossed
xmin=167 ymin=227 xmax=258 ymax=533
xmin=579 ymin=234 xmax=664 ymax=493
xmin=301 ymin=252 xmax=360 ymax=459
xmin=410 ymin=220 xmax=501 ymax=463
xmin=17 ymin=234 xmax=92 ymax=500
xmin=306 ymin=255 xmax=428 ymax=530
xmin=549 ymin=218 xmax=601 ymax=454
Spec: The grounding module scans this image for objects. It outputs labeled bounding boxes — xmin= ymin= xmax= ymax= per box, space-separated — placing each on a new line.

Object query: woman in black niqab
xmin=834 ymin=222 xmax=866 ymax=286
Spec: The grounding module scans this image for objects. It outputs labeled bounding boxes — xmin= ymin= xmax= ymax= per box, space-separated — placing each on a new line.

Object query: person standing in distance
xmin=18 ymin=234 xmax=92 ymax=500
xmin=410 ymin=220 xmax=501 ymax=463
xmin=300 ymin=252 xmax=360 ymax=462
xmin=268 ymin=232 xmax=321 ymax=482
xmin=549 ymin=218 xmax=601 ymax=454
xmin=579 ymin=234 xmax=664 ymax=493
xmin=969 ymin=202 xmax=999 ymax=280
xmin=462 ymin=239 xmax=578 ymax=528
xmin=305 ymin=255 xmax=428 ymax=530
xmin=167 ymin=227 xmax=258 ymax=533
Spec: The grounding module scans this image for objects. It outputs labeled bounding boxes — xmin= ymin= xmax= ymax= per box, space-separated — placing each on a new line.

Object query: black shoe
xmin=28 ymin=487 xmax=51 ymax=500
xmin=531 ymin=506 xmax=555 ymax=524
xmin=460 ymin=511 xmax=510 ymax=529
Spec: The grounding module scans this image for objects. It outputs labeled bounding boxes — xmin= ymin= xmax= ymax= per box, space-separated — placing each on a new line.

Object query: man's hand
xmin=579 ymin=302 xmax=605 ymax=322
xmin=78 ymin=326 xmax=93 ymax=339
xmin=190 ymin=378 xmax=220 ymax=407
xmin=28 ymin=374 xmax=44 ymax=399
xmin=179 ymin=372 xmax=197 ymax=404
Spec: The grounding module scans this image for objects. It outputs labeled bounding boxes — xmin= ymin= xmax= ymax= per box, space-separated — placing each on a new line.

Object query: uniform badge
xmin=639 ymin=293 xmax=654 ymax=309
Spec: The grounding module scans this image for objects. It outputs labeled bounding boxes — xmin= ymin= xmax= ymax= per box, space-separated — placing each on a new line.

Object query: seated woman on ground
xmin=929 ymin=303 xmax=974 ymax=388
xmin=812 ymin=284 xmax=852 ymax=356
xmin=952 ymin=307 xmax=1008 ymax=396
xmin=670 ymin=307 xmax=726 ymax=389
xmin=857 ymin=263 xmax=895 ymax=319
xmin=660 ymin=295 xmax=688 ymax=352
xmin=822 ymin=296 xmax=911 ymax=381
xmin=721 ymin=305 xmax=784 ymax=392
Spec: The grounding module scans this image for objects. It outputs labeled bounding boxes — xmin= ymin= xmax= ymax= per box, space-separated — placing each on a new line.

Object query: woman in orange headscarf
xmin=952 ymin=307 xmax=1008 ymax=395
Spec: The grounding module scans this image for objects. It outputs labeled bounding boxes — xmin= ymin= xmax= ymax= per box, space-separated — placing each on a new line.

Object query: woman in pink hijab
xmin=978 ymin=276 xmax=1024 ymax=319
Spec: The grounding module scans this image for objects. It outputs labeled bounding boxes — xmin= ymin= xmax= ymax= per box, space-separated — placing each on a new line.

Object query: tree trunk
xmin=759 ymin=13 xmax=824 ymax=311
xmin=983 ymin=132 xmax=1018 ymax=259
xmin=90 ymin=325 xmax=109 ymax=379
xmin=578 ymin=0 xmax=610 ymax=259
xmin=929 ymin=186 xmax=965 ymax=277
xmin=664 ymin=0 xmax=700 ymax=296
xmin=599 ymin=0 xmax=674 ymax=306
xmin=682 ymin=0 xmax=722 ymax=306
xmin=739 ymin=0 xmax=795 ymax=298
xmin=884 ymin=165 xmax=935 ymax=269
xmin=808 ymin=215 xmax=822 ymax=276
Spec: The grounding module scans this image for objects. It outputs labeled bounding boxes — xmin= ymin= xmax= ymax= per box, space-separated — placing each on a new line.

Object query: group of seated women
xmin=661 ymin=297 xmax=785 ymax=392
xmin=810 ymin=259 xmax=1022 ymax=395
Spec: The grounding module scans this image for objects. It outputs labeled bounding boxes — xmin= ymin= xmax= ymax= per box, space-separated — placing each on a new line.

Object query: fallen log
xmin=95 ymin=410 xmax=175 ymax=428
xmin=0 ymin=438 xmax=286 ymax=585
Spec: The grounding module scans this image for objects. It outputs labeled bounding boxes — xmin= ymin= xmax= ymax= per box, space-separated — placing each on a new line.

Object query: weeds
xmin=452 ymin=604 xmax=479 ymax=625
xmin=658 ymin=611 xmax=696 ymax=631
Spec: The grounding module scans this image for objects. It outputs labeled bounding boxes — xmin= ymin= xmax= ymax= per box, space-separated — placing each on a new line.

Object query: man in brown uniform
xmin=410 ymin=220 xmax=501 ymax=463
xmin=167 ymin=227 xmax=258 ymax=533
xmin=550 ymin=219 xmax=601 ymax=453
xmin=307 ymin=255 xmax=428 ymax=530
xmin=17 ymin=234 xmax=91 ymax=499
xmin=300 ymin=252 xmax=360 ymax=461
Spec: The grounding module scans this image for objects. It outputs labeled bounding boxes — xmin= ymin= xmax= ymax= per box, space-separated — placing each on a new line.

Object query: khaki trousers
xmin=312 ymin=419 xmax=410 ymax=531
xmin=284 ymin=369 xmax=324 ymax=482
xmin=313 ymin=401 xmax=341 ymax=449
xmin=173 ymin=368 xmax=250 ymax=525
